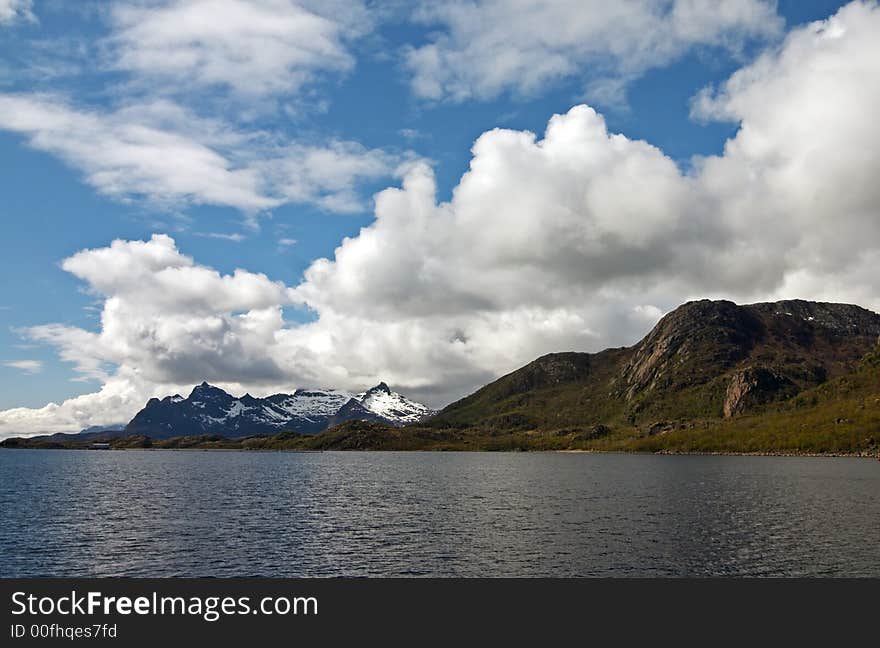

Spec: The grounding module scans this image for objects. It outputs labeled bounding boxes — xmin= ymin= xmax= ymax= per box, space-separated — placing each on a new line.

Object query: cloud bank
xmin=2 ymin=2 xmax=880 ymax=436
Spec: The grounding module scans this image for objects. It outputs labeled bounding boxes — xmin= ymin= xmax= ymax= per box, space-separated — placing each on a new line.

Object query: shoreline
xmin=2 ymin=446 xmax=877 ymax=459
xmin=558 ymin=449 xmax=879 ymax=459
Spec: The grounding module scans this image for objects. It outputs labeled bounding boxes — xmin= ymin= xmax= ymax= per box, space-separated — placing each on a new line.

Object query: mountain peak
xmin=188 ymin=382 xmax=229 ymax=399
xmin=367 ymin=381 xmax=392 ymax=395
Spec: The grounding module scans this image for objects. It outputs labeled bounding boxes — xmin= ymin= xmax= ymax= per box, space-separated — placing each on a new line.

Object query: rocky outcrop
xmin=621 ymin=300 xmax=763 ymax=399
xmin=723 ymin=367 xmax=797 ymax=417
xmin=621 ymin=299 xmax=880 ymax=406
xmin=749 ymin=300 xmax=880 ymax=337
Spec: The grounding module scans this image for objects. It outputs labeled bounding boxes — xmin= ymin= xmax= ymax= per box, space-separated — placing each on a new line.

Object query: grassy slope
xmin=426 ymin=349 xmax=632 ymax=431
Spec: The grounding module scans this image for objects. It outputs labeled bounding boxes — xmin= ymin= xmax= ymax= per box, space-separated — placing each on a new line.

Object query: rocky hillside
xmin=426 ymin=299 xmax=880 ymax=433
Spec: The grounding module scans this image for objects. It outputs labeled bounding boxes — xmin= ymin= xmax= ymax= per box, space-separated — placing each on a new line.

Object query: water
xmin=1 ymin=449 xmax=878 ymax=577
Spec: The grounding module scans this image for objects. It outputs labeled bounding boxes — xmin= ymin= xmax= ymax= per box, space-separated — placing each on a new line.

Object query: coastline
xmin=2 ymin=445 xmax=877 ymax=459
xmin=559 ymin=449 xmax=879 ymax=459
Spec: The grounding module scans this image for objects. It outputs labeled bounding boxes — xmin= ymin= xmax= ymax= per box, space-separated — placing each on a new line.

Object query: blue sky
xmin=1 ymin=0 xmax=876 ymax=435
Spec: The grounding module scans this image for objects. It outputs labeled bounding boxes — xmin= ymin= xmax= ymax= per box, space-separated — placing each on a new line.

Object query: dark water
xmin=1 ymin=449 xmax=879 ymax=577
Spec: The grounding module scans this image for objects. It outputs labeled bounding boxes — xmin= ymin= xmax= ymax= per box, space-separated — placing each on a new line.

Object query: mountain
xmin=422 ymin=299 xmax=880 ymax=441
xmin=123 ymin=381 xmax=433 ymax=439
xmin=328 ymin=382 xmax=435 ymax=427
xmin=10 ymin=424 xmax=129 ymax=446
xmin=79 ymin=423 xmax=127 ymax=436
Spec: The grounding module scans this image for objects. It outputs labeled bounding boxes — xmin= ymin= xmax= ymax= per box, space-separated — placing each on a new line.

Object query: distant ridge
xmin=122 ymin=382 xmax=434 ymax=439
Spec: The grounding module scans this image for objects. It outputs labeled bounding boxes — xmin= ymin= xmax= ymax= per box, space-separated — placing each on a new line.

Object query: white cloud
xmin=0 ymin=375 xmax=179 ymax=435
xmin=0 ymin=95 xmax=275 ymax=211
xmin=689 ymin=0 xmax=880 ymax=307
xmin=254 ymin=141 xmax=403 ymax=214
xmin=0 ymin=94 xmax=403 ymax=214
xmin=405 ymin=0 xmax=782 ymax=103
xmin=195 ymin=232 xmax=247 ymax=242
xmin=3 ymin=360 xmax=42 ymax=374
xmin=107 ymin=0 xmax=370 ymax=98
xmin=3 ymin=2 xmax=880 ymax=437
xmin=0 ymin=2 xmax=401 ymax=220
xmin=0 ymin=0 xmax=34 ymax=25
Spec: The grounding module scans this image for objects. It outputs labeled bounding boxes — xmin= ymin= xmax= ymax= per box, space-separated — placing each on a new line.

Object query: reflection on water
xmin=1 ymin=449 xmax=878 ymax=577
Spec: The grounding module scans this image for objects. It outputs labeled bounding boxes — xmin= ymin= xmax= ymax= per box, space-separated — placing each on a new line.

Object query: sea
xmin=2 ymin=449 xmax=878 ymax=577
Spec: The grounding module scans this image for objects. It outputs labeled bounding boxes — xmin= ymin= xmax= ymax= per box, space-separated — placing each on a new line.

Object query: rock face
xmin=723 ymin=367 xmax=797 ymax=417
xmin=621 ymin=300 xmax=762 ymax=399
xmin=124 ymin=382 xmax=434 ymax=439
xmin=618 ymin=299 xmax=880 ymax=415
xmin=429 ymin=298 xmax=880 ymax=430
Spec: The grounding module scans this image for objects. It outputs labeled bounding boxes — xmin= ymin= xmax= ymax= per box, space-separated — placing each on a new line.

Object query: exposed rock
xmin=576 ymin=424 xmax=612 ymax=440
xmin=622 ymin=299 xmax=880 ymax=404
xmin=723 ymin=367 xmax=797 ymax=417
xmin=644 ymin=421 xmax=672 ymax=436
xmin=621 ymin=300 xmax=763 ymax=400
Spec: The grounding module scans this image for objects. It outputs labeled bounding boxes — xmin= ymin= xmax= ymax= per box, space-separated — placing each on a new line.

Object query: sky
xmin=1 ymin=0 xmax=877 ymax=437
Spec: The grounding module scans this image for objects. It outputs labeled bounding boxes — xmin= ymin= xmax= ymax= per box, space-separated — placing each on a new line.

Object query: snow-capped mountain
xmin=124 ymin=381 xmax=434 ymax=439
xmin=329 ymin=382 xmax=435 ymax=427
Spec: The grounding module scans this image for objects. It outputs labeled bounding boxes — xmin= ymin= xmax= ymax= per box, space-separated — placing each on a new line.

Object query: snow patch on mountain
xmin=267 ymin=389 xmax=353 ymax=420
xmin=356 ymin=382 xmax=435 ymax=423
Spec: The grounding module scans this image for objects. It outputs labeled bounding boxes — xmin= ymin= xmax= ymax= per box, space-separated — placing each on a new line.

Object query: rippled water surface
xmin=2 ymin=449 xmax=879 ymax=577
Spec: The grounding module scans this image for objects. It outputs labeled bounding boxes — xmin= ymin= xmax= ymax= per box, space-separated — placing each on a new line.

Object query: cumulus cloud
xmin=3 ymin=2 xmax=880 ymax=437
xmin=107 ymin=0 xmax=371 ymax=98
xmin=405 ymin=0 xmax=783 ymax=103
xmin=0 ymin=94 xmax=403 ymax=214
xmin=0 ymin=0 xmax=34 ymax=25
xmin=0 ymin=376 xmax=179 ymax=435
xmin=690 ymin=0 xmax=880 ymax=307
